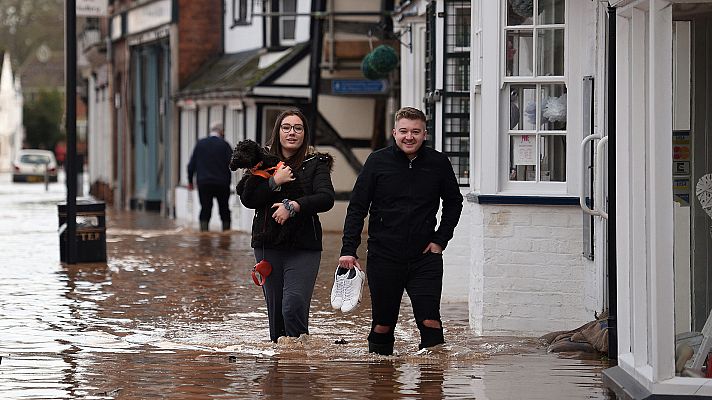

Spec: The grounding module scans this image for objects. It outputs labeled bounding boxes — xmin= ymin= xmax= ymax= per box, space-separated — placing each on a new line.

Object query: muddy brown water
xmin=0 ymin=175 xmax=613 ymax=399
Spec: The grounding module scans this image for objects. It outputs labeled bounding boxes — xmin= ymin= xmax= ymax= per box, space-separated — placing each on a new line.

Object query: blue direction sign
xmin=332 ymin=79 xmax=388 ymax=95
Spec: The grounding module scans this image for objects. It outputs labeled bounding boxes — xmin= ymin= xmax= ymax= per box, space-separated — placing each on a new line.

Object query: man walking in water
xmin=187 ymin=121 xmax=233 ymax=231
xmin=338 ymin=107 xmax=463 ymax=355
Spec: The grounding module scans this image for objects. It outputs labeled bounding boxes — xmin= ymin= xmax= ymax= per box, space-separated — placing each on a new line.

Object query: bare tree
xmin=0 ymin=0 xmax=64 ymax=72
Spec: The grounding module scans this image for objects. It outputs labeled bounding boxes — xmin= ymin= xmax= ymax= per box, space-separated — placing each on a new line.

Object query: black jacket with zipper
xmin=340 ymin=145 xmax=463 ymax=262
xmin=239 ymin=152 xmax=335 ymax=251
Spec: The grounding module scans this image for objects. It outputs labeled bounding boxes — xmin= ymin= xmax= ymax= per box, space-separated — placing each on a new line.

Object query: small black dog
xmin=230 ymin=139 xmax=304 ymax=246
xmin=230 ymin=139 xmax=284 ymax=195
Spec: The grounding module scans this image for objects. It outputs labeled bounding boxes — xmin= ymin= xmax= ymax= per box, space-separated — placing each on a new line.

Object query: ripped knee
xmin=373 ymin=324 xmax=391 ymax=334
xmin=421 ymin=319 xmax=441 ymax=329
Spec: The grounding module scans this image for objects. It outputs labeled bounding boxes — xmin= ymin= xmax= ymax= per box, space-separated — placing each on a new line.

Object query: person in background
xmin=238 ymin=108 xmax=335 ymax=343
xmin=187 ymin=121 xmax=233 ymax=231
xmin=338 ymin=106 xmax=464 ymax=355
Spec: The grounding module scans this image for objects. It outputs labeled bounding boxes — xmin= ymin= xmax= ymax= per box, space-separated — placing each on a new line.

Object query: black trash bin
xmin=58 ymin=200 xmax=107 ymax=263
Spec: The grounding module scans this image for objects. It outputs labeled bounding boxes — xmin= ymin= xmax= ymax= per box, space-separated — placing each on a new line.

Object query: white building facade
xmin=399 ymin=0 xmax=712 ymax=397
xmin=395 ymin=0 xmax=604 ymax=334
xmin=0 ymin=52 xmax=24 ymax=172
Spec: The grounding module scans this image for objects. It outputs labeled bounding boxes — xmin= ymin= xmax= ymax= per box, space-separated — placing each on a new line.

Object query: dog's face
xmin=230 ymin=140 xmax=264 ymax=171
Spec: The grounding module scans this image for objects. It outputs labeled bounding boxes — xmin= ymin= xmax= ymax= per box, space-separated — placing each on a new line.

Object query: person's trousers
xmin=366 ymin=252 xmax=444 ymax=354
xmin=197 ymin=183 xmax=231 ymax=224
xmin=255 ymin=248 xmax=321 ymax=342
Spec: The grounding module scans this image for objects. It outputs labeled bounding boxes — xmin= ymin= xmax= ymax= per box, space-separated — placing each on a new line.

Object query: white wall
xmin=87 ymin=67 xmax=113 ymax=186
xmin=224 ymin=1 xmax=264 ymax=53
xmin=465 ymin=203 xmax=595 ymax=335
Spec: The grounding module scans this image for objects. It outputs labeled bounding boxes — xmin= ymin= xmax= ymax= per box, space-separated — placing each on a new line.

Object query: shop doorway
xmin=690 ymin=15 xmax=712 ymax=332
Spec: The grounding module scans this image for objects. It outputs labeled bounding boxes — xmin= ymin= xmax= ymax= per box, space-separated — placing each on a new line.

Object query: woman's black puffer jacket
xmin=239 ymin=152 xmax=335 ymax=251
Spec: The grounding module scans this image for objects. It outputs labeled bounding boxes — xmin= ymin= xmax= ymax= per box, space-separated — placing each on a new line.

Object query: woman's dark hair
xmin=267 ymin=108 xmax=310 ymax=169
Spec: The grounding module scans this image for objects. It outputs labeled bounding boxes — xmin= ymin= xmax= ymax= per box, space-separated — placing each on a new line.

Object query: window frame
xmin=442 ymin=0 xmax=472 ymax=187
xmin=500 ymin=0 xmax=568 ymax=193
xmin=231 ymin=0 xmax=252 ymax=27
xmin=279 ymin=0 xmax=297 ymax=45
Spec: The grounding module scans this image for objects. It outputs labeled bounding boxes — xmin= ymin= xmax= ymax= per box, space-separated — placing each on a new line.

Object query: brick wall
xmin=453 ymin=203 xmax=598 ymax=336
xmin=177 ymin=0 xmax=223 ymax=85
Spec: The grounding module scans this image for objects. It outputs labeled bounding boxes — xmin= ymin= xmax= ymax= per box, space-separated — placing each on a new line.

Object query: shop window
xmin=232 ymin=0 xmax=252 ymax=26
xmin=504 ymin=0 xmax=566 ymax=184
xmin=443 ymin=0 xmax=471 ymax=186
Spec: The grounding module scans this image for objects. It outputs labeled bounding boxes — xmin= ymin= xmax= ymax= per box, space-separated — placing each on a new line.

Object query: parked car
xmin=12 ymin=149 xmax=58 ymax=183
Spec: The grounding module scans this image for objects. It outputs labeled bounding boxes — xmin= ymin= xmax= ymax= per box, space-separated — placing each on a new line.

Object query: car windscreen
xmin=20 ymin=154 xmax=51 ymax=164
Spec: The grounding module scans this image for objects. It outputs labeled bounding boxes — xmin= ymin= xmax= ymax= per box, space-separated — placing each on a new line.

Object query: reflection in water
xmin=0 ymin=179 xmax=613 ymax=399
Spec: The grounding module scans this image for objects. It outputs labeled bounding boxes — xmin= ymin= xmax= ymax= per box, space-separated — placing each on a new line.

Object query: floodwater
xmin=0 ymin=173 xmax=613 ymax=399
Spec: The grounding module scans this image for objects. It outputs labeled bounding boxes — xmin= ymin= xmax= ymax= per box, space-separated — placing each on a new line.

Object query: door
xmin=132 ymin=43 xmax=166 ymax=211
xmin=691 ymin=17 xmax=712 ymax=331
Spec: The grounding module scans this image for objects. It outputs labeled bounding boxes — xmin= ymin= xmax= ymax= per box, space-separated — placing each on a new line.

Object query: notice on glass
xmin=513 ymin=135 xmax=536 ymax=165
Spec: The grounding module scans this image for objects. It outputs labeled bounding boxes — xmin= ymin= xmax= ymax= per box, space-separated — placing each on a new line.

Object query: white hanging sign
xmin=513 ymin=135 xmax=536 ymax=165
xmin=77 ymin=0 xmax=108 ymax=17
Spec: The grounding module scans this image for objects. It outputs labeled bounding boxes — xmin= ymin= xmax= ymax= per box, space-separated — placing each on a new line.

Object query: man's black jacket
xmin=340 ymin=145 xmax=464 ymax=261
xmin=187 ymin=136 xmax=233 ymax=186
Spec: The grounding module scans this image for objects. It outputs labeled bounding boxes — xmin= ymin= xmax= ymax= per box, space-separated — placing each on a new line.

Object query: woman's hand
xmin=273 ymin=164 xmax=294 ymax=186
xmin=271 ymin=203 xmax=289 ymax=225
xmin=271 ymin=201 xmax=300 ymax=225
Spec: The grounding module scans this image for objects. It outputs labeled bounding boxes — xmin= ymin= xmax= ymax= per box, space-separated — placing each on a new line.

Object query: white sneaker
xmin=340 ymin=267 xmax=365 ymax=313
xmin=330 ymin=267 xmax=348 ymax=310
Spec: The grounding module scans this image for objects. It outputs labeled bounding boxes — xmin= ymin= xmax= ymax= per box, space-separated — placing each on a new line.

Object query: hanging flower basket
xmin=361 ymin=45 xmax=398 ymax=80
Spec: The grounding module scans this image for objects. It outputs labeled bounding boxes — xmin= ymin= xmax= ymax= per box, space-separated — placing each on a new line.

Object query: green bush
xmin=23 ymin=89 xmax=64 ymax=150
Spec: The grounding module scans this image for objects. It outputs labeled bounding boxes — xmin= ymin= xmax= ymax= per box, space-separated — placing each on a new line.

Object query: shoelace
xmin=343 ymin=273 xmax=358 ymax=303
xmin=334 ymin=273 xmax=346 ymax=299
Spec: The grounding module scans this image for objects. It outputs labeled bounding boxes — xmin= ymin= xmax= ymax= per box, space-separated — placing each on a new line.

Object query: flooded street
xmin=0 ymin=173 xmax=613 ymax=399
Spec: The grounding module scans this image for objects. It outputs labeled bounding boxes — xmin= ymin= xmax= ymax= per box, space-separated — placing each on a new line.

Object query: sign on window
xmin=77 ymin=0 xmax=108 ymax=17
xmin=513 ymin=135 xmax=536 ymax=165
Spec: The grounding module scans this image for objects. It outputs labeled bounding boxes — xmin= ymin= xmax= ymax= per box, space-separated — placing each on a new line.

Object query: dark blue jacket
xmin=187 ymin=136 xmax=233 ymax=186
xmin=340 ymin=145 xmax=463 ymax=261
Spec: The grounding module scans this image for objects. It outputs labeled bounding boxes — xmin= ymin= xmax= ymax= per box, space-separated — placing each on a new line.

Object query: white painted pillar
xmin=629 ymin=6 xmax=650 ymax=376
xmin=615 ymin=11 xmax=632 ymax=360
xmin=647 ymin=0 xmax=675 ymax=382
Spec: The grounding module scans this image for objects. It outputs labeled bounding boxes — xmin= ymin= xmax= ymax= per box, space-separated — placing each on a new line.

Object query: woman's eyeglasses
xmin=280 ymin=124 xmax=304 ymax=134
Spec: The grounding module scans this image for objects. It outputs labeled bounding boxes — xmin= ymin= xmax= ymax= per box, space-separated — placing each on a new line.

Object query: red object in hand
xmin=252 ymin=259 xmax=272 ymax=286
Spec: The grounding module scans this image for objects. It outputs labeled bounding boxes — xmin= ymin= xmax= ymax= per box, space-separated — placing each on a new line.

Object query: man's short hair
xmin=394 ymin=107 xmax=426 ymax=125
xmin=210 ymin=121 xmax=224 ymax=133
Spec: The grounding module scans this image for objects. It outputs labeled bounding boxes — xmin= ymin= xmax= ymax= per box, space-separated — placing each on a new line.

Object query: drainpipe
xmin=607 ymin=4 xmax=618 ymax=361
xmin=308 ymin=0 xmax=326 ymax=145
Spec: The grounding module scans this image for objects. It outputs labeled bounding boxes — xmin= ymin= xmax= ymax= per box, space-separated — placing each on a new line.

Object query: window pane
xmin=282 ymin=0 xmax=296 ymax=12
xmin=444 ymin=136 xmax=469 ymax=153
xmin=445 ymin=57 xmax=470 ymax=92
xmin=540 ymin=83 xmax=567 ymax=130
xmin=448 ymin=156 xmax=470 ymax=185
xmin=540 ymin=135 xmax=566 ymax=181
xmin=506 ymin=30 xmax=534 ymax=76
xmin=509 ymin=85 xmax=537 ymax=130
xmin=444 ymin=116 xmax=469 ymax=136
xmin=538 ymin=0 xmax=565 ymax=25
xmin=444 ymin=96 xmax=469 ymax=114
xmin=282 ymin=18 xmax=296 ymax=40
xmin=507 ymin=0 xmax=533 ymax=26
xmin=447 ymin=4 xmax=471 ymax=50
xmin=510 ymin=135 xmax=537 ymax=181
xmin=536 ymin=28 xmax=564 ymax=76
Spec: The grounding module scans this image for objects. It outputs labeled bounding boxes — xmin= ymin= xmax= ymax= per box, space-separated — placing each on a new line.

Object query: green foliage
xmin=361 ymin=45 xmax=398 ymax=80
xmin=23 ymin=89 xmax=64 ymax=149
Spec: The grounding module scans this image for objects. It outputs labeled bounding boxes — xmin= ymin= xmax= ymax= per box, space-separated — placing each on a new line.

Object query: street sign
xmin=331 ymin=79 xmax=388 ymax=95
xmin=77 ymin=0 xmax=108 ymax=17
